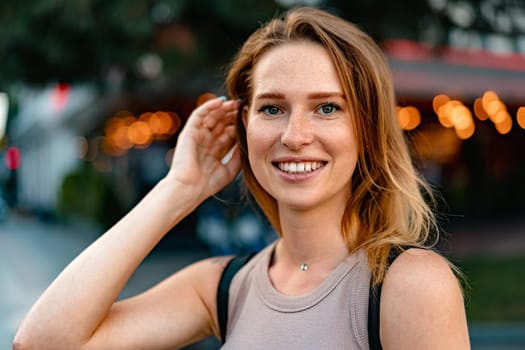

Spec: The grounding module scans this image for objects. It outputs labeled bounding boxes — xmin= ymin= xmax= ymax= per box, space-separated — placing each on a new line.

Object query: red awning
xmin=385 ymin=40 xmax=525 ymax=103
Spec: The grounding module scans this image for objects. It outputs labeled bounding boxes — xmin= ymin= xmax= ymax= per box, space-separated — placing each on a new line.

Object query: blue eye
xmin=318 ymin=103 xmax=340 ymax=115
xmin=259 ymin=105 xmax=282 ymax=115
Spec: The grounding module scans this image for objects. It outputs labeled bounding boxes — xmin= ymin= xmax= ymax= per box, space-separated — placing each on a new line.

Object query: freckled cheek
xmin=245 ymin=124 xmax=278 ymax=170
xmin=324 ymin=130 xmax=358 ymax=168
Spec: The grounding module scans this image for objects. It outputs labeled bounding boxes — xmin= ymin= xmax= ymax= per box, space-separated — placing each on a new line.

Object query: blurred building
xmin=8 ymin=84 xmax=98 ymax=214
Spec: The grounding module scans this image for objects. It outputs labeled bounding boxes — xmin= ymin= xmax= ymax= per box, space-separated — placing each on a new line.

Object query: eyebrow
xmin=254 ymin=92 xmax=345 ymax=100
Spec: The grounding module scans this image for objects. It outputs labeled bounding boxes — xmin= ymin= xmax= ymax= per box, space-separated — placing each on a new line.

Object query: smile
xmin=274 ymin=161 xmax=326 ymax=174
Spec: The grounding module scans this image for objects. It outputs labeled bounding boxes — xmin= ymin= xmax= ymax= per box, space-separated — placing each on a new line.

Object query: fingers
xmin=183 ymin=97 xmax=241 ymax=174
xmin=189 ymin=97 xmax=239 ymax=130
xmin=222 ymin=144 xmax=241 ymax=178
xmin=210 ymin=125 xmax=237 ymax=160
xmin=203 ymin=109 xmax=237 ymax=138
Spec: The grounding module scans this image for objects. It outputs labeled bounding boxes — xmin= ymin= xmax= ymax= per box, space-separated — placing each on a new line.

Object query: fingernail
xmin=218 ymin=96 xmax=228 ymax=101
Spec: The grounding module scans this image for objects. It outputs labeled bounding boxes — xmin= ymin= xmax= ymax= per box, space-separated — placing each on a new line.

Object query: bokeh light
xmin=128 ymin=120 xmax=153 ymax=147
xmin=494 ymin=115 xmax=513 ymax=135
xmin=435 ymin=98 xmax=475 ymax=139
xmin=196 ymin=92 xmax=217 ymax=106
xmin=437 ymin=100 xmax=461 ymax=128
xmin=102 ymin=109 xmax=181 ymax=156
xmin=473 ymin=98 xmax=490 ymax=121
xmin=477 ymin=90 xmax=513 ymax=134
xmin=482 ymin=90 xmax=499 ymax=112
xmin=517 ymin=107 xmax=525 ymax=129
xmin=397 ymin=106 xmax=421 ymax=130
xmin=432 ymin=94 xmax=450 ymax=115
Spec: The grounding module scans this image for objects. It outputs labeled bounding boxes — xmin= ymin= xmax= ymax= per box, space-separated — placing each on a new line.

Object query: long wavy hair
xmin=225 ymin=7 xmax=439 ymax=284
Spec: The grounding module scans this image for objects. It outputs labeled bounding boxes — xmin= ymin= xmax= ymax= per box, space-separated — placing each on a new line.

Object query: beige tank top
xmin=221 ymin=241 xmax=371 ymax=349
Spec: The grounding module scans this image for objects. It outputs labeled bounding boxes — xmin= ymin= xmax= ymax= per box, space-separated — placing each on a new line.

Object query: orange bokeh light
xmin=482 ymin=90 xmax=499 ymax=112
xmin=486 ymin=100 xmax=506 ymax=118
xmin=168 ymin=112 xmax=182 ymax=134
xmin=495 ymin=115 xmax=513 ymax=135
xmin=102 ymin=136 xmax=127 ymax=156
xmin=397 ymin=107 xmax=410 ymax=129
xmin=196 ymin=92 xmax=217 ymax=106
xmin=112 ymin=126 xmax=132 ymax=150
xmin=102 ymin=109 xmax=183 ymax=156
xmin=455 ymin=121 xmax=475 ymax=140
xmin=397 ymin=106 xmax=421 ymax=130
xmin=450 ymin=105 xmax=472 ymax=130
xmin=156 ymin=111 xmax=175 ymax=135
xmin=517 ymin=107 xmax=525 ymax=129
xmin=473 ymin=98 xmax=490 ymax=121
xmin=128 ymin=121 xmax=153 ymax=146
xmin=104 ymin=117 xmax=125 ymax=135
xmin=434 ymin=98 xmax=476 ymax=140
xmin=432 ymin=94 xmax=450 ymax=115
xmin=438 ymin=100 xmax=462 ymax=128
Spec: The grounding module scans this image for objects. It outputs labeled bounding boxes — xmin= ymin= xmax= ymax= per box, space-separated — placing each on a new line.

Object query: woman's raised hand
xmin=167 ymin=97 xmax=241 ymax=202
xmin=12 ymin=97 xmax=243 ymax=350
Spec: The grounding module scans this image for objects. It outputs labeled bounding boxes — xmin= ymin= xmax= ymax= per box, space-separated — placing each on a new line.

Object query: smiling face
xmin=244 ymin=41 xmax=358 ymax=215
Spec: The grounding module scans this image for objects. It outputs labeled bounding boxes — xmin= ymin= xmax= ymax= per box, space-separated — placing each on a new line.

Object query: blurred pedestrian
xmin=14 ymin=7 xmax=470 ymax=349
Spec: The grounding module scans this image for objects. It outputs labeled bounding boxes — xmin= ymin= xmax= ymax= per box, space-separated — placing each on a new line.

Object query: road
xmin=1 ymin=212 xmax=524 ymax=349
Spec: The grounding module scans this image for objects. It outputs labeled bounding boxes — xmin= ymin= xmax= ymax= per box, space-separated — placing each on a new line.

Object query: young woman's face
xmin=244 ymin=41 xmax=358 ymax=213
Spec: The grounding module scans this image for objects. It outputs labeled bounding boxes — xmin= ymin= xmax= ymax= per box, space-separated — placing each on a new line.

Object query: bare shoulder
xmin=379 ymin=248 xmax=470 ymax=349
xmin=183 ymin=256 xmax=234 ymax=334
xmin=384 ymin=248 xmax=458 ymax=291
xmin=188 ymin=255 xmax=234 ymax=279
xmin=188 ymin=255 xmax=234 ymax=299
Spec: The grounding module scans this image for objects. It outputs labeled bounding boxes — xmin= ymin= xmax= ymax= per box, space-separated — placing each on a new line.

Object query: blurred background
xmin=1 ymin=0 xmax=524 ymax=349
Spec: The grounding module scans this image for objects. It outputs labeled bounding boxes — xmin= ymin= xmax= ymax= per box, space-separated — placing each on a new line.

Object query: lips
xmin=274 ymin=161 xmax=326 ymax=174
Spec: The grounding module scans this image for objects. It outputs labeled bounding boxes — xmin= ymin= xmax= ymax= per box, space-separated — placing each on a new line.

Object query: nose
xmin=280 ymin=112 xmax=314 ymax=150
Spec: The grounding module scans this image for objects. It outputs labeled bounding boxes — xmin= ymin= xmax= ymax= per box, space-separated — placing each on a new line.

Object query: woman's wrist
xmin=152 ymin=175 xmax=207 ymax=227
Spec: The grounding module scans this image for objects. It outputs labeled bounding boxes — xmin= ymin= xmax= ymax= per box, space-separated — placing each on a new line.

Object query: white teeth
xmin=277 ymin=161 xmax=324 ymax=174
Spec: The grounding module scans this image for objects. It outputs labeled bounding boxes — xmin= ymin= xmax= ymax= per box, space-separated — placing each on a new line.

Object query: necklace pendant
xmin=300 ymin=263 xmax=308 ymax=271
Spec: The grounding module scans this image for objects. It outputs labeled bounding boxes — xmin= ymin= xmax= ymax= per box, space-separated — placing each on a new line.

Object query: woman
xmin=14 ymin=7 xmax=470 ymax=349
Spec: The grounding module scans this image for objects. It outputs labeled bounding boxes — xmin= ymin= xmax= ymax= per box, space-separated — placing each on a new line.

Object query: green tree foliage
xmin=0 ymin=0 xmax=281 ymax=90
xmin=325 ymin=0 xmax=434 ymax=41
xmin=58 ymin=161 xmax=125 ymax=228
xmin=0 ymin=0 xmax=153 ymax=87
xmin=2 ymin=0 xmax=523 ymax=90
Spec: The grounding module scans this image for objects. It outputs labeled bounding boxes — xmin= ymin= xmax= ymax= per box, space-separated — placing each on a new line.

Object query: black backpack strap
xmin=368 ymin=280 xmax=383 ymax=350
xmin=217 ymin=253 xmax=256 ymax=344
xmin=368 ymin=246 xmax=415 ymax=350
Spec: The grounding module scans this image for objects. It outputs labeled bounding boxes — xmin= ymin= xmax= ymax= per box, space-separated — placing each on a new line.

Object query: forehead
xmin=251 ymin=41 xmax=343 ymax=96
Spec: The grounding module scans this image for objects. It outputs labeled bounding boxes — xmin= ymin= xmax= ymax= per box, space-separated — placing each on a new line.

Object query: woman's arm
xmin=380 ymin=248 xmax=471 ymax=349
xmin=13 ymin=97 xmax=241 ymax=349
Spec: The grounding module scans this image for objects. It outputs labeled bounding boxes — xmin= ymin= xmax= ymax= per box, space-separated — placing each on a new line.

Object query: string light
xmin=102 ymin=109 xmax=181 ymax=156
xmin=434 ymin=98 xmax=475 ymax=139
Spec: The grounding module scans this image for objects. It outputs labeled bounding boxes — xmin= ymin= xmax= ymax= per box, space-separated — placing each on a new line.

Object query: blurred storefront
xmin=385 ymin=39 xmax=525 ymax=220
xmin=6 ymin=38 xmax=525 ymax=236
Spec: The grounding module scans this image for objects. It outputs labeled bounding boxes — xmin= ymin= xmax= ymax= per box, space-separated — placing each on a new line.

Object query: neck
xmin=275 ymin=205 xmax=350 ymax=272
